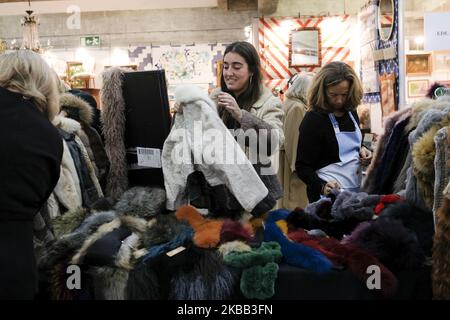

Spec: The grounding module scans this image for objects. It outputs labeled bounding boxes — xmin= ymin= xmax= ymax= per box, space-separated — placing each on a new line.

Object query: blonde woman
xmin=0 ymin=50 xmax=63 ymax=299
xmin=295 ymin=62 xmax=372 ymax=202
xmin=278 ymin=73 xmax=313 ymax=209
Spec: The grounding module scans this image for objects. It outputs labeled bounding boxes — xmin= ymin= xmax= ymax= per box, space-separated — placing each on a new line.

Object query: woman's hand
xmin=218 ymin=92 xmax=243 ymax=122
xmin=322 ymin=180 xmax=341 ymax=195
xmin=359 ymin=146 xmax=372 ymax=166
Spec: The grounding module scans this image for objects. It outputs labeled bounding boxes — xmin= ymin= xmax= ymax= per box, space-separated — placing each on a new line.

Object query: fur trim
xmin=218 ymin=241 xmax=252 ymax=257
xmin=53 ymin=115 xmax=82 ymax=134
xmin=342 ymin=219 xmax=425 ymax=271
xmin=115 ymin=186 xmax=166 ymax=219
xmin=101 ymin=67 xmax=128 ymax=199
xmin=59 ymin=93 xmax=94 ymax=125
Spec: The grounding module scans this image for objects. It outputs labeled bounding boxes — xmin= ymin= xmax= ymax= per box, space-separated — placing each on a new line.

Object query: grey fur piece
xmin=331 ymin=191 xmax=380 ymax=221
xmin=91 ymin=266 xmax=129 ymax=300
xmin=169 ymin=251 xmax=236 ymax=300
xmin=101 ymin=67 xmax=128 ymax=200
xmin=141 ymin=213 xmax=181 ymax=248
xmin=410 ymin=108 xmax=450 ymax=144
xmin=52 ymin=207 xmax=89 ymax=239
xmin=115 ymin=186 xmax=166 ymax=219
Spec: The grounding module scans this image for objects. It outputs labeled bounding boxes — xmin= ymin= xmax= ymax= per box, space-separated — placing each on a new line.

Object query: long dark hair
xmin=220 ymin=41 xmax=262 ymax=127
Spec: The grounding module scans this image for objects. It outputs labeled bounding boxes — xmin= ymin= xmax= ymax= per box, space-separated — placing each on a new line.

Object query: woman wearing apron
xmin=295 ymin=62 xmax=372 ymax=202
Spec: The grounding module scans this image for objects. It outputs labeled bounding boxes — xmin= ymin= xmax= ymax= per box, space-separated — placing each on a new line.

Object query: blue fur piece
xmin=264 ymin=213 xmax=332 ymax=273
xmin=265 ymin=209 xmax=291 ymax=223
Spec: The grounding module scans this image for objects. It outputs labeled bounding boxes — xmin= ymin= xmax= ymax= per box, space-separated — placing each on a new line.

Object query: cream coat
xmin=278 ymin=96 xmax=308 ymax=209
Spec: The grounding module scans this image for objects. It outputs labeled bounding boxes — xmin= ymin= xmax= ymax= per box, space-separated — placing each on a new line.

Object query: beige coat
xmin=278 ymin=96 xmax=309 ymax=210
xmin=210 ymin=87 xmax=285 ymax=160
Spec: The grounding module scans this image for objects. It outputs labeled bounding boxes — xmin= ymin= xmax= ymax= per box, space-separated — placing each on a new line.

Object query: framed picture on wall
xmin=406 ymin=53 xmax=432 ymax=76
xmin=289 ymin=27 xmax=322 ymax=68
xmin=433 ymin=51 xmax=450 ymax=72
xmin=407 ymin=79 xmax=429 ymax=98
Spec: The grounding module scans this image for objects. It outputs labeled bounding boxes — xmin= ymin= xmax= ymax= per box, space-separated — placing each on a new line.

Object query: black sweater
xmin=295 ymin=109 xmax=360 ymax=202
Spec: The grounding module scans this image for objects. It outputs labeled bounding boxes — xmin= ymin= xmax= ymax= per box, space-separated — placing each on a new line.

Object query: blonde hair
xmin=307 ymin=61 xmax=363 ymax=113
xmin=0 ymin=50 xmax=60 ymax=120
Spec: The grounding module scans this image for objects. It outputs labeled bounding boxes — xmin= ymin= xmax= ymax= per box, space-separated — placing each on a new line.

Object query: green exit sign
xmin=80 ymin=36 xmax=100 ymax=47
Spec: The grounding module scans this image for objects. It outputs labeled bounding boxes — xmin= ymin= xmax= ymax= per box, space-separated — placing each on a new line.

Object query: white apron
xmin=316 ymin=112 xmax=362 ymax=192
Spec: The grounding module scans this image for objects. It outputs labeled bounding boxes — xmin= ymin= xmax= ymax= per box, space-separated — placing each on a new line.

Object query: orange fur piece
xmin=176 ymin=205 xmax=224 ymax=248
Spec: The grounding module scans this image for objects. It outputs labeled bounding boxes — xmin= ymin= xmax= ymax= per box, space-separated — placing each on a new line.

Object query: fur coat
xmin=410 ymin=107 xmax=450 ymax=209
xmin=432 ymin=124 xmax=450 ymax=299
xmin=60 ymin=93 xmax=110 ymax=191
xmin=363 ymin=107 xmax=411 ymax=193
xmin=278 ymin=89 xmax=309 ymax=210
xmin=162 ymin=85 xmax=269 ymax=213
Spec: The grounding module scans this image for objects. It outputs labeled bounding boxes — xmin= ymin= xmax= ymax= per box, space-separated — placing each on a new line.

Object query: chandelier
xmin=20 ymin=0 xmax=42 ymax=53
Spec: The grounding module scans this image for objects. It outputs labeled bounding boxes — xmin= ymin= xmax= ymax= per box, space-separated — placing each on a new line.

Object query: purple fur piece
xmin=342 ymin=219 xmax=425 ymax=271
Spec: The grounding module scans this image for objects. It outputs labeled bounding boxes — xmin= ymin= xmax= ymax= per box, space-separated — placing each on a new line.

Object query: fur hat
xmin=115 ymin=186 xmax=166 ymax=219
xmin=342 ymin=218 xmax=425 ymax=271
